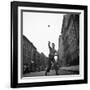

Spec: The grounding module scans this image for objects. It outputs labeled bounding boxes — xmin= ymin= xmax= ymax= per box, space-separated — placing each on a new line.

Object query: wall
xmin=58 ymin=35 xmax=64 ymax=66
xmin=0 ymin=0 xmax=89 ymax=90
xmin=61 ymin=14 xmax=79 ymax=66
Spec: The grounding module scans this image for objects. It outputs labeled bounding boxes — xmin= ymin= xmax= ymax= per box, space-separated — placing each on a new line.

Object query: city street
xmin=24 ymin=65 xmax=79 ymax=77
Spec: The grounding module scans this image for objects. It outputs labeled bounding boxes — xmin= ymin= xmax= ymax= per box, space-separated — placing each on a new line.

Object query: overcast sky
xmin=23 ymin=12 xmax=64 ymax=57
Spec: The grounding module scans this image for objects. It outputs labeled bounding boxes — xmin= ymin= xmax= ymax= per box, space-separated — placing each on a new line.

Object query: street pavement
xmin=24 ymin=65 xmax=79 ymax=77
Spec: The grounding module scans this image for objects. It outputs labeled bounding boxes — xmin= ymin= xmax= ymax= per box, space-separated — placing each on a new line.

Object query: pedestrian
xmin=45 ymin=41 xmax=59 ymax=76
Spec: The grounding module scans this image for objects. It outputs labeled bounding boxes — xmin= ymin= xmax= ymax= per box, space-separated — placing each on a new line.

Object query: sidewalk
xmin=60 ymin=65 xmax=79 ymax=74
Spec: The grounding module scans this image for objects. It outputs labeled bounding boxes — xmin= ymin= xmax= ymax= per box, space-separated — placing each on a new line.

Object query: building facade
xmin=61 ymin=14 xmax=79 ymax=66
xmin=23 ymin=35 xmax=48 ymax=74
xmin=23 ymin=35 xmax=37 ymax=73
xmin=58 ymin=35 xmax=64 ymax=66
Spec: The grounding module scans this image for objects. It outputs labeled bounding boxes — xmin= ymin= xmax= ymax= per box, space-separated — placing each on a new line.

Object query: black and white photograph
xmin=22 ymin=11 xmax=79 ymax=77
xmin=11 ymin=1 xmax=87 ymax=88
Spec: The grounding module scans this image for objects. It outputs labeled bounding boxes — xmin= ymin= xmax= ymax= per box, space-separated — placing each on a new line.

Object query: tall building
xmin=23 ymin=35 xmax=48 ymax=73
xmin=40 ymin=52 xmax=48 ymax=70
xmin=23 ymin=35 xmax=37 ymax=73
xmin=61 ymin=14 xmax=79 ymax=66
xmin=35 ymin=51 xmax=41 ymax=71
xmin=58 ymin=35 xmax=64 ymax=66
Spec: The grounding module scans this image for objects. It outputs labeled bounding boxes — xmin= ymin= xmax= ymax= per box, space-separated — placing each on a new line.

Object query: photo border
xmin=11 ymin=1 xmax=88 ymax=88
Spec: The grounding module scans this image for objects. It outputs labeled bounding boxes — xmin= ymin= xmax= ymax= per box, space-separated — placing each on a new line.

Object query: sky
xmin=23 ymin=12 xmax=64 ymax=57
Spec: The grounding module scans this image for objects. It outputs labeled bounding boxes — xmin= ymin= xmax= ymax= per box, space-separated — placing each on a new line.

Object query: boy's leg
xmin=45 ymin=60 xmax=51 ymax=76
xmin=52 ymin=59 xmax=59 ymax=75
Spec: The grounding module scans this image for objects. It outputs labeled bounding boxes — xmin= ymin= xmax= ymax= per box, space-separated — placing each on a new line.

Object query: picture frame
xmin=11 ymin=1 xmax=88 ymax=88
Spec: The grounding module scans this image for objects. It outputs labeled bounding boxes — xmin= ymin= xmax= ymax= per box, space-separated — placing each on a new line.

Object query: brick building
xmin=23 ymin=35 xmax=37 ymax=73
xmin=58 ymin=35 xmax=64 ymax=66
xmin=23 ymin=35 xmax=48 ymax=74
xmin=60 ymin=14 xmax=79 ymax=66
